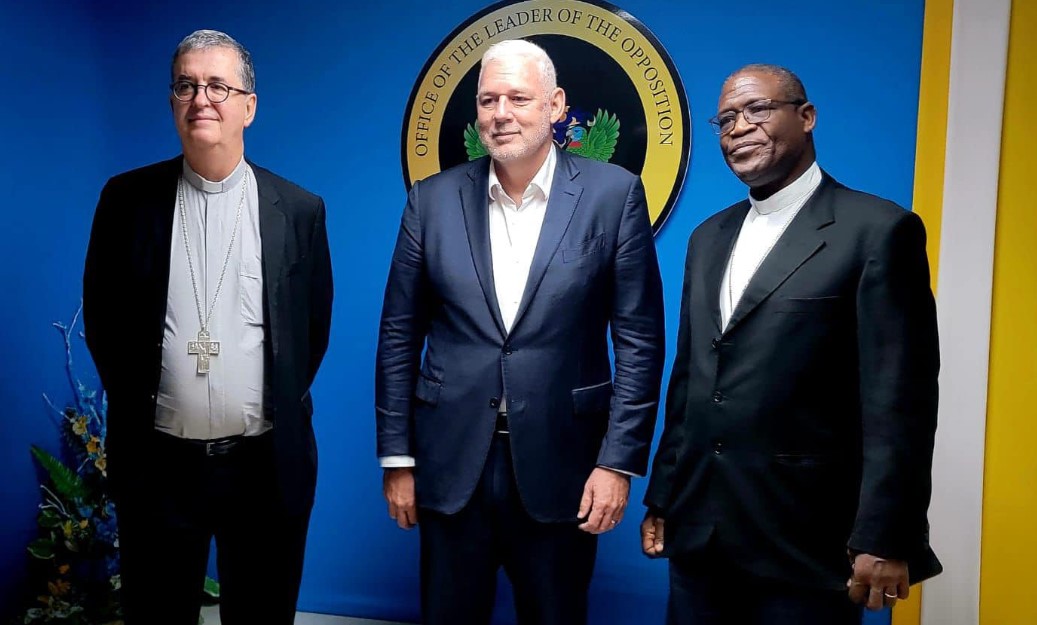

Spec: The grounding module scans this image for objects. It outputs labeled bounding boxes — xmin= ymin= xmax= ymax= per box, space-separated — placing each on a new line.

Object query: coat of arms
xmin=463 ymin=106 xmax=621 ymax=162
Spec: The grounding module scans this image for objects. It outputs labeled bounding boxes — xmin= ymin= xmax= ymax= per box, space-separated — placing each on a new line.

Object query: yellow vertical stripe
xmin=910 ymin=0 xmax=953 ymax=294
xmin=894 ymin=0 xmax=953 ymax=623
xmin=980 ymin=0 xmax=1037 ymax=622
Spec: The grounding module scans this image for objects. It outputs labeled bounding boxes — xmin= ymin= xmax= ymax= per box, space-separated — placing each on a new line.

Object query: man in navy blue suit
xmin=375 ymin=39 xmax=665 ymax=625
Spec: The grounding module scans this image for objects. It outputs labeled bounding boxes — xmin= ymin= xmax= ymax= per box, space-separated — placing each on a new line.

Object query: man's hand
xmin=577 ymin=467 xmax=630 ymax=534
xmin=383 ymin=467 xmax=418 ymax=530
xmin=640 ymin=513 xmax=665 ymax=557
xmin=847 ymin=553 xmax=910 ymax=610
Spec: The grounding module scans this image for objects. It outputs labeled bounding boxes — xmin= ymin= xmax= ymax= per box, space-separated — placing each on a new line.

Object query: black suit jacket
xmin=83 ymin=156 xmax=333 ymax=516
xmin=645 ymin=174 xmax=941 ymax=589
xmin=376 ymin=151 xmax=665 ymax=521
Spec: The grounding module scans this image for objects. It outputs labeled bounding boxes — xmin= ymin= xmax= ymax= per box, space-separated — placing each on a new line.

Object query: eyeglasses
xmin=709 ymin=98 xmax=806 ymax=135
xmin=170 ymin=80 xmax=252 ymax=103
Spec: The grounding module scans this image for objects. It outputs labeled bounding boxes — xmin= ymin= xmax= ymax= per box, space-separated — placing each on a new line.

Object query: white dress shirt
xmin=379 ymin=148 xmax=557 ymax=468
xmin=155 ymin=157 xmax=269 ymax=440
xmin=720 ymin=161 xmax=823 ymax=330
xmin=488 ymin=144 xmax=556 ymax=332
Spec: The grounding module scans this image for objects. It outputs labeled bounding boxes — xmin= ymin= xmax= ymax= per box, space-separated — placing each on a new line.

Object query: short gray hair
xmin=727 ymin=63 xmax=807 ymax=103
xmin=172 ymin=30 xmax=255 ymax=93
xmin=478 ymin=39 xmax=557 ymax=93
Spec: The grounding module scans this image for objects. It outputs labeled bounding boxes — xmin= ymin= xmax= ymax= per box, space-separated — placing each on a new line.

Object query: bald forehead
xmin=718 ymin=71 xmax=782 ymax=109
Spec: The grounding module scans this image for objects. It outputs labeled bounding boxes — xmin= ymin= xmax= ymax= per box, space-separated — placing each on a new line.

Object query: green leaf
xmin=200 ymin=575 xmax=220 ymax=607
xmin=39 ymin=508 xmax=63 ymax=528
xmin=203 ymin=575 xmax=220 ymax=598
xmin=30 ymin=445 xmax=87 ymax=501
xmin=464 ymin=123 xmax=489 ymax=161
xmin=568 ymin=109 xmax=620 ymax=162
xmin=27 ymin=537 xmax=56 ymax=559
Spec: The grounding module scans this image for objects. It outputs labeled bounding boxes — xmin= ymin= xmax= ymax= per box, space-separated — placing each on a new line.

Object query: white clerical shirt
xmin=720 ymin=161 xmax=823 ymax=330
xmin=155 ymin=157 xmax=268 ymax=440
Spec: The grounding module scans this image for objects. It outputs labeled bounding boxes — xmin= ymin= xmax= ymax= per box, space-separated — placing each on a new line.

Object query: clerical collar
xmin=182 ymin=157 xmax=247 ymax=194
xmin=749 ymin=161 xmax=822 ymax=215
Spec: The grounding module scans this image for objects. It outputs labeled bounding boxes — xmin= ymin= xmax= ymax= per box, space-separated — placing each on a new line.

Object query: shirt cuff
xmin=598 ymin=465 xmax=639 ymax=478
xmin=380 ymin=455 xmax=416 ymax=468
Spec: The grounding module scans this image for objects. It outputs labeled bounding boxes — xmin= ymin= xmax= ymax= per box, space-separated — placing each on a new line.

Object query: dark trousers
xmin=419 ymin=435 xmax=597 ymax=625
xmin=116 ymin=431 xmax=310 ymax=625
xmin=667 ymin=555 xmax=862 ymax=625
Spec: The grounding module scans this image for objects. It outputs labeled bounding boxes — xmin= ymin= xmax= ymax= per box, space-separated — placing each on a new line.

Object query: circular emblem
xmin=401 ymin=0 xmax=690 ymax=233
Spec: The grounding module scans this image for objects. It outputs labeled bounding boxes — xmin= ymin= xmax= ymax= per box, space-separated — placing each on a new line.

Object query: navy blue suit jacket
xmin=376 ymin=150 xmax=665 ymax=522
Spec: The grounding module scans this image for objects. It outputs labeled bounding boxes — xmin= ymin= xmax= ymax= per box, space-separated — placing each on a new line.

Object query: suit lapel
xmin=702 ymin=202 xmax=750 ymax=334
xmin=459 ymin=159 xmax=508 ymax=339
xmin=724 ymin=176 xmax=836 ymax=334
xmin=252 ymin=164 xmax=287 ymax=358
xmin=509 ymin=151 xmax=582 ymax=335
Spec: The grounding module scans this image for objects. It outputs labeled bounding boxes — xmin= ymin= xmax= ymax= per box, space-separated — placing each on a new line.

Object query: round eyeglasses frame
xmin=170 ymin=80 xmax=252 ymax=104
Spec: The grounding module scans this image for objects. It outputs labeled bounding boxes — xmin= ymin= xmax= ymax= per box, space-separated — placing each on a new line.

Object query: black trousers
xmin=667 ymin=554 xmax=862 ymax=625
xmin=116 ymin=431 xmax=310 ymax=625
xmin=419 ymin=435 xmax=598 ymax=625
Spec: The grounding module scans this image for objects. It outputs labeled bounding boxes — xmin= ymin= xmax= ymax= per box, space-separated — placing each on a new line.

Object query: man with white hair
xmin=376 ymin=38 xmax=665 ymax=624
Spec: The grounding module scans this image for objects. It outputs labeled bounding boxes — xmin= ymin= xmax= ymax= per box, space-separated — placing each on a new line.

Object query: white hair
xmin=478 ymin=39 xmax=557 ymax=93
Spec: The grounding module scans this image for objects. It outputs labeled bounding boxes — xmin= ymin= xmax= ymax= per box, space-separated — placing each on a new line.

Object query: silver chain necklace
xmin=178 ymin=167 xmax=249 ymax=374
xmin=727 ymin=205 xmax=799 ymax=316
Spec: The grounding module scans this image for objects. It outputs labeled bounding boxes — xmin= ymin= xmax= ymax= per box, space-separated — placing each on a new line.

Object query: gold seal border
xmin=402 ymin=0 xmax=690 ymax=232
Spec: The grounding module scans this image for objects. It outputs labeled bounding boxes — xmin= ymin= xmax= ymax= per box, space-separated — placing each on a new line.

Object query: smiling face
xmin=170 ymin=46 xmax=256 ymax=155
xmin=476 ymin=54 xmax=565 ymax=167
xmin=717 ymin=70 xmax=816 ymax=197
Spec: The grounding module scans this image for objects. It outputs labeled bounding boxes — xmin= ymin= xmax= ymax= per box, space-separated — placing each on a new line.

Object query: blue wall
xmin=0 ymin=0 xmax=116 ymax=613
xmin=0 ymin=1 xmax=923 ymax=623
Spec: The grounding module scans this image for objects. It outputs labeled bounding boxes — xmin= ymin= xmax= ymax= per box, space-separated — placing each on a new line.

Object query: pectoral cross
xmin=187 ymin=330 xmax=220 ymax=374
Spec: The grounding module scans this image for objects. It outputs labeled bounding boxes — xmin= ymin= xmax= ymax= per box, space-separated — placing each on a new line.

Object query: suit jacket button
xmin=713 ymin=442 xmax=723 ymax=455
xmin=503 ymin=344 xmax=513 ymax=355
xmin=489 ymin=398 xmax=500 ymax=409
xmin=711 ymin=337 xmax=720 ymax=349
xmin=712 ymin=391 xmax=723 ymax=403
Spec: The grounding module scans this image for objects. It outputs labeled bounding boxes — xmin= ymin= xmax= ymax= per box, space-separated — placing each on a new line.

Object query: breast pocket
xmin=240 ymin=259 xmax=264 ymax=326
xmin=771 ymin=296 xmax=844 ymax=314
xmin=562 ymin=233 xmax=606 ymax=263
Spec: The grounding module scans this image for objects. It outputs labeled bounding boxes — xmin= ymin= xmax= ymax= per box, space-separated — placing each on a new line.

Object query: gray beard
xmin=481 ymin=118 xmax=552 ymax=163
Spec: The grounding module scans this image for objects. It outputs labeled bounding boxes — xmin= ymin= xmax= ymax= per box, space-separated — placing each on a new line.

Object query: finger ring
xmin=884 ymin=592 xmax=897 ymax=599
